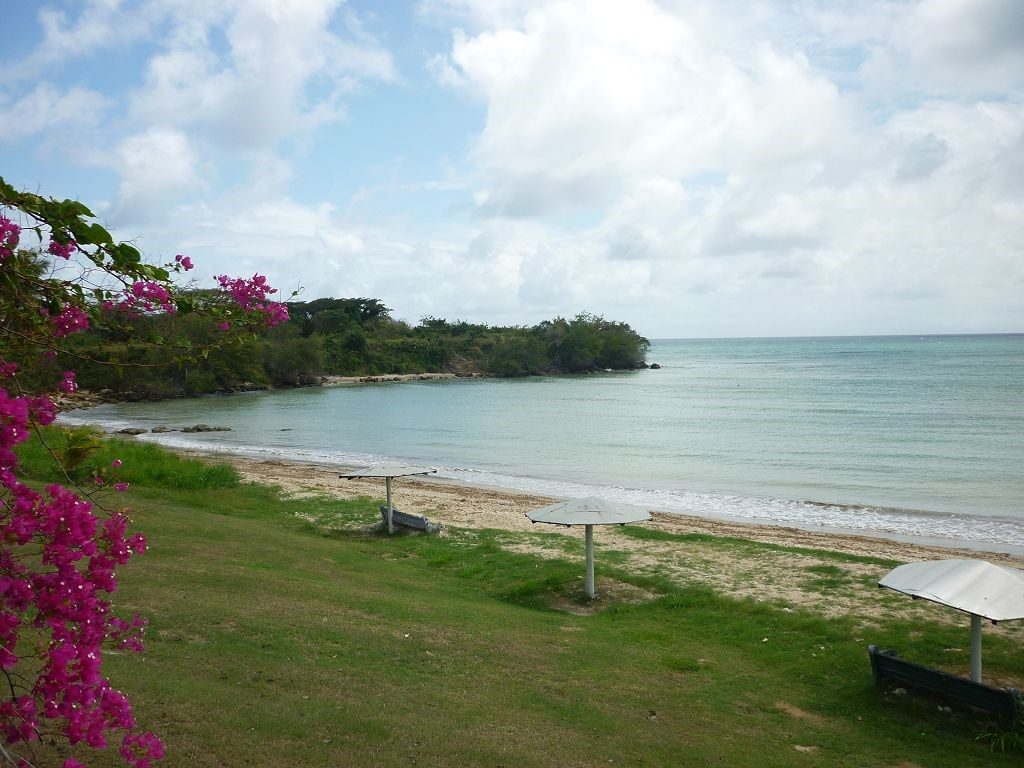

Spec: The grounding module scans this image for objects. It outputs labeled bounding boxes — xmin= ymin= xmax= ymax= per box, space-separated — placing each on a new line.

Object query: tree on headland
xmin=0 ymin=176 xmax=290 ymax=767
xmin=537 ymin=313 xmax=649 ymax=372
xmin=57 ymin=297 xmax=649 ymax=395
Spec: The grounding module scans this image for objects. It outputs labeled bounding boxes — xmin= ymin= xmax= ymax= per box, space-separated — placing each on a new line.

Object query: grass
xmin=15 ymin=435 xmax=1024 ymax=766
xmin=18 ymin=426 xmax=239 ymax=490
xmin=803 ymin=563 xmax=854 ymax=591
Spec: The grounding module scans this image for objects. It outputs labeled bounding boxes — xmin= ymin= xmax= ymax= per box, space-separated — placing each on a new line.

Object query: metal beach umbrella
xmin=339 ymin=465 xmax=437 ymax=534
xmin=878 ymin=559 xmax=1024 ymax=682
xmin=526 ymin=497 xmax=651 ymax=599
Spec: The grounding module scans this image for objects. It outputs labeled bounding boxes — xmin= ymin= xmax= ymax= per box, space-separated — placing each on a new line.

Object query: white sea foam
xmin=433 ymin=467 xmax=1024 ymax=551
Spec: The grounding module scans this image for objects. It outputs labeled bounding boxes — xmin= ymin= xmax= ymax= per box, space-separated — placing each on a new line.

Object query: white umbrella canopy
xmin=340 ymin=466 xmax=437 ymax=480
xmin=339 ymin=465 xmax=436 ymax=534
xmin=879 ymin=560 xmax=1024 ymax=622
xmin=527 ymin=496 xmax=653 ymax=527
xmin=526 ymin=497 xmax=651 ymax=599
xmin=879 ymin=559 xmax=1024 ymax=682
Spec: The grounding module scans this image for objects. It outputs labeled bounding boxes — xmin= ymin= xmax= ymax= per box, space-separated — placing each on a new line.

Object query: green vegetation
xmin=17 ymin=435 xmax=1023 ymax=766
xmin=60 ymin=297 xmax=650 ymax=398
xmin=18 ymin=425 xmax=238 ymax=490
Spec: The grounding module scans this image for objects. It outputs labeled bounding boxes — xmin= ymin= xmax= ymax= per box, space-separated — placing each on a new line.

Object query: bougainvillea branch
xmin=0 ymin=176 xmax=289 ymax=766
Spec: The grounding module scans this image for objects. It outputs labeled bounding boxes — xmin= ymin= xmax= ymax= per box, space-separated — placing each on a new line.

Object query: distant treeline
xmin=55 ymin=296 xmax=649 ymax=399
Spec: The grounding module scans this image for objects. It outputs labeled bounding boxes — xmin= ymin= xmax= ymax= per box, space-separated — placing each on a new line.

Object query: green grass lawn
xmin=18 ymin=435 xmax=1024 ymax=766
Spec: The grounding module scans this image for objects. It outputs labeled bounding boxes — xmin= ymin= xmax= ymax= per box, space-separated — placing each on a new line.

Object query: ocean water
xmin=61 ymin=335 xmax=1024 ymax=551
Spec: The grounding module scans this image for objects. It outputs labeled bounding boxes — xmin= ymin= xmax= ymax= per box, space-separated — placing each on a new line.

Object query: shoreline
xmin=52 ymin=373 xmax=470 ymax=411
xmin=319 ymin=372 xmax=466 ymax=386
xmin=201 ymin=450 xmax=1024 ymax=569
xmin=61 ymin=403 xmax=1024 ymax=552
xmin=59 ymin=403 xmax=1024 ymax=561
xmin=59 ymin=403 xmax=1023 ymax=560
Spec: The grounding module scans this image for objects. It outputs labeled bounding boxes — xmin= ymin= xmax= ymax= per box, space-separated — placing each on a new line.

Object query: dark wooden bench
xmin=379 ymin=505 xmax=442 ymax=534
xmin=868 ymin=645 xmax=1021 ymax=727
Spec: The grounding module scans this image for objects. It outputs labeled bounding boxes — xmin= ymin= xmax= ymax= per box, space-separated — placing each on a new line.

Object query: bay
xmin=62 ymin=334 xmax=1024 ymax=551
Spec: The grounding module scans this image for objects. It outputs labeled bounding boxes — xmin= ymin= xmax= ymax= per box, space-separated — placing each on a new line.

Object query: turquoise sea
xmin=62 ymin=335 xmax=1024 ymax=552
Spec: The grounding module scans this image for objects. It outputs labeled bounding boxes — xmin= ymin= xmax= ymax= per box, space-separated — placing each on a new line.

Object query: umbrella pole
xmin=386 ymin=477 xmax=394 ymax=535
xmin=585 ymin=524 xmax=595 ymax=599
xmin=970 ymin=613 xmax=982 ymax=683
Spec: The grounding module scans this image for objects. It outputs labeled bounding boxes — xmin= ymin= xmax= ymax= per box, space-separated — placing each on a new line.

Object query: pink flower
xmin=214 ymin=274 xmax=289 ymax=328
xmin=126 ymin=282 xmax=174 ymax=314
xmin=47 ymin=239 xmax=77 ymax=259
xmin=3 ymin=187 xmax=163 ymax=766
xmin=121 ymin=730 xmax=165 ymax=767
xmin=174 ymin=254 xmax=193 ymax=271
xmin=0 ymin=409 xmax=154 ymax=761
xmin=262 ymin=302 xmax=290 ymax=327
xmin=0 ymin=215 xmax=19 ymax=260
xmin=59 ymin=372 xmax=77 ymax=394
xmin=101 ymin=280 xmax=179 ymax=318
xmin=49 ymin=307 xmax=90 ymax=338
xmin=218 ymin=321 xmax=231 ymax=331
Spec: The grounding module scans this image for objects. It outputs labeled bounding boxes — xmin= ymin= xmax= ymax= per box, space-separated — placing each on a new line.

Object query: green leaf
xmin=109 ymin=242 xmax=142 ymax=267
xmin=84 ymin=222 xmax=112 ymax=245
xmin=139 ymin=263 xmax=170 ymax=281
xmin=65 ymin=200 xmax=95 ymax=218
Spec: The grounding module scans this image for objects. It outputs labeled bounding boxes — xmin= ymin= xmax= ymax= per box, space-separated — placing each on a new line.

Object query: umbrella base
xmin=378 ymin=505 xmax=443 ymax=534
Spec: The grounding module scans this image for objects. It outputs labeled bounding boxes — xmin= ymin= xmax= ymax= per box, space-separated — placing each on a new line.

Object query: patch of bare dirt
xmin=776 ymin=701 xmax=825 ymax=724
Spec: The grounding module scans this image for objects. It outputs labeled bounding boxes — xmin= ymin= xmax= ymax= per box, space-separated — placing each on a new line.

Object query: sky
xmin=1 ymin=0 xmax=1022 ymax=339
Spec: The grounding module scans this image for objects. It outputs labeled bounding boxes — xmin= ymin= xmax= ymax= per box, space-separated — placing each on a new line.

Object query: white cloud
xmin=131 ymin=194 xmax=367 ymax=289
xmin=900 ymin=0 xmax=1024 ymax=93
xmin=443 ymin=1 xmax=851 ymax=218
xmin=110 ymin=128 xmax=201 ymax=223
xmin=424 ymin=0 xmax=1024 ymax=335
xmin=111 ymin=0 xmax=1021 ymax=337
xmin=3 ymin=1 xmax=158 ymax=79
xmin=4 ymin=0 xmax=398 ymax=230
xmin=0 ymin=84 xmax=107 ymax=143
xmin=129 ymin=0 xmax=396 ymax=150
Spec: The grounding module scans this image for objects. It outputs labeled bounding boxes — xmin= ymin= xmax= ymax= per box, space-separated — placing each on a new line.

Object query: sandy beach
xmin=213 ymin=452 xmax=1024 ymax=652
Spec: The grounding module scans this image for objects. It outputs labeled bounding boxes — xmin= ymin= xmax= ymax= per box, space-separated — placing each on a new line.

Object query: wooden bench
xmin=868 ymin=645 xmax=1021 ymax=727
xmin=379 ymin=505 xmax=442 ymax=534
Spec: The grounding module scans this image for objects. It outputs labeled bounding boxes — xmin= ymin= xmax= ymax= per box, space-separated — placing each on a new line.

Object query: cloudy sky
xmin=2 ymin=0 xmax=1022 ymax=338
